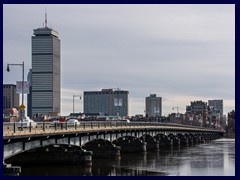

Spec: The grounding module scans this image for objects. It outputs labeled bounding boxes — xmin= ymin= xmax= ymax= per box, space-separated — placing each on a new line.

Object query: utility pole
xmin=73 ymin=94 xmax=81 ymax=114
xmin=7 ymin=61 xmax=25 ymax=121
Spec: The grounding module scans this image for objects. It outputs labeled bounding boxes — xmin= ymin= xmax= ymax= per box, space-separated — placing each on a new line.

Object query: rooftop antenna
xmin=45 ymin=7 xmax=47 ymax=27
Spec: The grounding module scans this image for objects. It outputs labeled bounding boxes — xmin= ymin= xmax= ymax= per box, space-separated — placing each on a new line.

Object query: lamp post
xmin=73 ymin=94 xmax=81 ymax=113
xmin=7 ymin=61 xmax=25 ymax=121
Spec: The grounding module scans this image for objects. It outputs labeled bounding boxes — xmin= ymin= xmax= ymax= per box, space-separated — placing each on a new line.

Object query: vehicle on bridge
xmin=116 ymin=119 xmax=130 ymax=123
xmin=67 ymin=119 xmax=80 ymax=127
xmin=49 ymin=120 xmax=60 ymax=127
xmin=17 ymin=117 xmax=37 ymax=129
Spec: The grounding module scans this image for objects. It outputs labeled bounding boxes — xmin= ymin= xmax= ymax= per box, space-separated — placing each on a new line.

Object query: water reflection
xmin=20 ymin=138 xmax=235 ymax=176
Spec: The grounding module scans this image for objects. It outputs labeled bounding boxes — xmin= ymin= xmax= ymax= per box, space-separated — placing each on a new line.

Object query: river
xmin=20 ymin=138 xmax=235 ymax=176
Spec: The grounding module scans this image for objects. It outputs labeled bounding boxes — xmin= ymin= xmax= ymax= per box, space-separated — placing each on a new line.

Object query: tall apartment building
xmin=187 ymin=101 xmax=208 ymax=114
xmin=208 ymin=99 xmax=223 ymax=118
xmin=84 ymin=88 xmax=129 ymax=117
xmin=31 ymin=19 xmax=61 ymax=116
xmin=145 ymin=94 xmax=162 ymax=117
xmin=3 ymin=84 xmax=19 ymax=109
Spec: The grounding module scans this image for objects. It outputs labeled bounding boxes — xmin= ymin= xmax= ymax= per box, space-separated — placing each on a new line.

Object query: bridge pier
xmin=113 ymin=136 xmax=147 ymax=153
xmin=177 ymin=134 xmax=188 ymax=145
xmin=191 ymin=135 xmax=199 ymax=143
xmin=168 ymin=134 xmax=180 ymax=146
xmin=155 ymin=134 xmax=173 ymax=147
xmin=140 ymin=134 xmax=159 ymax=151
xmin=82 ymin=139 xmax=121 ymax=159
xmin=186 ymin=135 xmax=194 ymax=144
xmin=5 ymin=144 xmax=92 ymax=166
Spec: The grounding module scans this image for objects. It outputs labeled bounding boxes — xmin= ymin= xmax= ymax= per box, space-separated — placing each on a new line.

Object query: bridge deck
xmin=3 ymin=122 xmax=224 ymax=139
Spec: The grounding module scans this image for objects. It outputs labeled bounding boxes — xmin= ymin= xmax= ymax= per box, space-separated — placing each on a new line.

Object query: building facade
xmin=31 ymin=25 xmax=61 ymax=116
xmin=186 ymin=100 xmax=208 ymax=127
xmin=84 ymin=88 xmax=129 ymax=117
xmin=3 ymin=84 xmax=20 ymax=110
xmin=145 ymin=94 xmax=162 ymax=117
xmin=27 ymin=69 xmax=32 ymax=118
xmin=208 ymin=99 xmax=223 ymax=118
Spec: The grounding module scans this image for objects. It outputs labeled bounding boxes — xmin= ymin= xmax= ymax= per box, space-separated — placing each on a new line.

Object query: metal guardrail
xmin=3 ymin=121 xmax=224 ymax=137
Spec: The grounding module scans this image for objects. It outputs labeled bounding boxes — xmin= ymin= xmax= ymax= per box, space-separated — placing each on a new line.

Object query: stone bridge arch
xmin=154 ymin=134 xmax=173 ymax=146
xmin=139 ymin=134 xmax=159 ymax=151
xmin=82 ymin=138 xmax=120 ymax=159
xmin=5 ymin=144 xmax=92 ymax=165
xmin=112 ymin=136 xmax=147 ymax=153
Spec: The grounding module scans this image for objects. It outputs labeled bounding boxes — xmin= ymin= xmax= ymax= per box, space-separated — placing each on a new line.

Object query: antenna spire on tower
xmin=45 ymin=7 xmax=47 ymax=27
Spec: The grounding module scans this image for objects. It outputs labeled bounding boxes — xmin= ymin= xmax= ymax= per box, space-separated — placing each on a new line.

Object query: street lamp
xmin=6 ymin=61 xmax=25 ymax=121
xmin=73 ymin=94 xmax=81 ymax=113
xmin=172 ymin=107 xmax=179 ymax=115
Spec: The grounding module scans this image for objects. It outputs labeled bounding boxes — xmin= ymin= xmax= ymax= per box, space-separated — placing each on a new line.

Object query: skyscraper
xmin=145 ymin=94 xmax=162 ymax=117
xmin=27 ymin=69 xmax=32 ymax=118
xmin=208 ymin=99 xmax=223 ymax=118
xmin=84 ymin=88 xmax=129 ymax=117
xmin=31 ymin=16 xmax=61 ymax=116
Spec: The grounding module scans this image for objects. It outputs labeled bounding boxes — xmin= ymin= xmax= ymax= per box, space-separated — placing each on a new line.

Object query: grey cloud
xmin=3 ymin=4 xmax=235 ymax=115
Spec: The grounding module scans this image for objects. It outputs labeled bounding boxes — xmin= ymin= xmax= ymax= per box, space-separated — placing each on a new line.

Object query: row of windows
xmin=32 ymin=100 xmax=53 ymax=106
xmin=3 ymin=85 xmax=15 ymax=88
xmin=32 ymin=67 xmax=53 ymax=72
xmin=84 ymin=92 xmax=128 ymax=95
xmin=32 ymin=56 xmax=53 ymax=61
xmin=32 ymin=109 xmax=53 ymax=115
xmin=32 ymin=74 xmax=53 ymax=80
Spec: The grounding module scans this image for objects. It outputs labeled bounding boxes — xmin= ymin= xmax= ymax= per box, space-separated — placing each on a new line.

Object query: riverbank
xmin=224 ymin=132 xmax=235 ymax=139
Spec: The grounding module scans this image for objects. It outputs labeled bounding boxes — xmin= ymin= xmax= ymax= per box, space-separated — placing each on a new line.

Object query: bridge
xmin=3 ymin=121 xmax=224 ymax=163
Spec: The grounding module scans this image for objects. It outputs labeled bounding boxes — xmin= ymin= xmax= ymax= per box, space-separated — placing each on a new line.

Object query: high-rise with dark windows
xmin=31 ymin=19 xmax=61 ymax=116
xmin=84 ymin=88 xmax=129 ymax=117
xmin=145 ymin=94 xmax=162 ymax=117
xmin=208 ymin=99 xmax=223 ymax=118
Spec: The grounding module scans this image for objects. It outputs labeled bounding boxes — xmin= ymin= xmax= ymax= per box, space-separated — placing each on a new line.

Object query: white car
xmin=49 ymin=120 xmax=60 ymax=127
xmin=17 ymin=117 xmax=37 ymax=128
xmin=117 ymin=119 xmax=130 ymax=123
xmin=67 ymin=119 xmax=80 ymax=127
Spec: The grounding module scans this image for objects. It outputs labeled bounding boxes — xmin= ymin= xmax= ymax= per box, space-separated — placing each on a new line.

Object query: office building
xmin=208 ymin=99 xmax=223 ymax=118
xmin=145 ymin=94 xmax=162 ymax=117
xmin=3 ymin=84 xmax=19 ymax=109
xmin=84 ymin=88 xmax=129 ymax=117
xmin=31 ymin=17 xmax=61 ymax=116
xmin=188 ymin=101 xmax=208 ymax=114
xmin=27 ymin=69 xmax=32 ymax=118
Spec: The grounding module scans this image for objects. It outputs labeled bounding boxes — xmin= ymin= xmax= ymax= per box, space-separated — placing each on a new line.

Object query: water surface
xmin=20 ymin=138 xmax=235 ymax=176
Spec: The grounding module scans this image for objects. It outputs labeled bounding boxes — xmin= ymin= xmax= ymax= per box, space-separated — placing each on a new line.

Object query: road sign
xmin=16 ymin=81 xmax=29 ymax=94
xmin=19 ymin=104 xmax=25 ymax=110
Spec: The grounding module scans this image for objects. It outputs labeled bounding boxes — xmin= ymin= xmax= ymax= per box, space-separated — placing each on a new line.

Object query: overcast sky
xmin=3 ymin=4 xmax=235 ymax=116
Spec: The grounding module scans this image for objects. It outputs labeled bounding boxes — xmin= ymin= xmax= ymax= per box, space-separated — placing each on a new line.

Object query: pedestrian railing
xmin=3 ymin=121 xmax=224 ymax=137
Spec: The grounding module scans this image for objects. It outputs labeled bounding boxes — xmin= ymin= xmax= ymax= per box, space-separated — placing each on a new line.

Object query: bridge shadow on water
xmin=19 ymin=146 xmax=187 ymax=176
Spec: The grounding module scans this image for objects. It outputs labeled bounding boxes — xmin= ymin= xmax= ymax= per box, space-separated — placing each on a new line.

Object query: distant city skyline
xmin=3 ymin=4 xmax=235 ymax=116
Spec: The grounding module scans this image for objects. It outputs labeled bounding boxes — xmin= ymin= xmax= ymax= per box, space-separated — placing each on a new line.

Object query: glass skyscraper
xmin=31 ymin=25 xmax=61 ymax=116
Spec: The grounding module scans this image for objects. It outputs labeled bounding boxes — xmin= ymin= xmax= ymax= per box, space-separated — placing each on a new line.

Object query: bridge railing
xmin=3 ymin=121 xmax=224 ymax=136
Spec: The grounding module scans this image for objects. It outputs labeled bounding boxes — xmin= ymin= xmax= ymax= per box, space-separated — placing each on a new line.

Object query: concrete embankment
xmin=224 ymin=132 xmax=235 ymax=139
